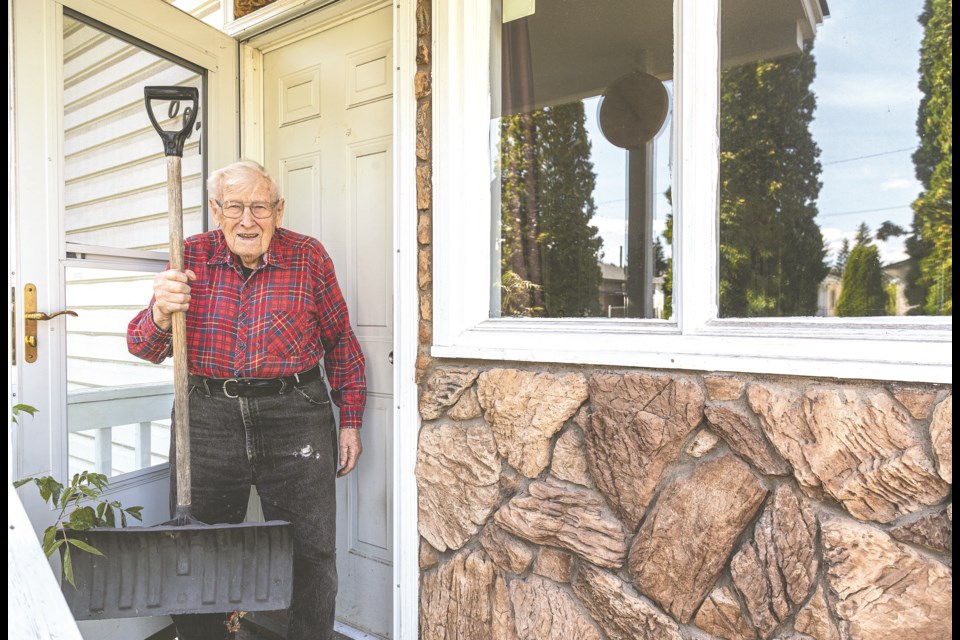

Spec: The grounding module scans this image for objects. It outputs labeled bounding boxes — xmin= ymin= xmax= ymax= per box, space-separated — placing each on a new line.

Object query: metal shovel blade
xmin=60 ymin=520 xmax=293 ymax=620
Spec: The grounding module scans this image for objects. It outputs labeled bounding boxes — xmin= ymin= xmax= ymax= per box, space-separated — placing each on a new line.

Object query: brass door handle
xmin=22 ymin=283 xmax=78 ymax=364
xmin=24 ymin=310 xmax=79 ymax=321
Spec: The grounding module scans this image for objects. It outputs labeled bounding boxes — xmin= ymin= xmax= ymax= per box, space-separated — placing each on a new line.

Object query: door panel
xmin=263 ymin=6 xmax=394 ymax=638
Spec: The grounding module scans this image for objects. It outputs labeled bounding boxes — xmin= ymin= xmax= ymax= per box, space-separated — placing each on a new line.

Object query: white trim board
xmin=392 ymin=1 xmax=421 ymax=640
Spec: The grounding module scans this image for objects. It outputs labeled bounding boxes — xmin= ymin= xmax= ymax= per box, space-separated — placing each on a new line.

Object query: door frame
xmin=235 ymin=2 xmax=420 ymax=638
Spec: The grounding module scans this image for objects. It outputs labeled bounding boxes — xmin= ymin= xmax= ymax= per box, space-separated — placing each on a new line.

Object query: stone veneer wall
xmin=414 ymin=368 xmax=952 ymax=640
xmin=412 ymin=2 xmax=952 ymax=639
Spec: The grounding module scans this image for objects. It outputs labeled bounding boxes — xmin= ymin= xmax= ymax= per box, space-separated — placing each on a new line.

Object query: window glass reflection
xmin=491 ymin=0 xmax=674 ymax=319
xmin=718 ymin=0 xmax=951 ymax=317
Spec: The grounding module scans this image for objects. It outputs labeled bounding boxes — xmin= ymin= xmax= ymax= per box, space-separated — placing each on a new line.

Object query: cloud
xmin=880 ymin=178 xmax=918 ymax=191
xmin=815 ymin=74 xmax=922 ymax=110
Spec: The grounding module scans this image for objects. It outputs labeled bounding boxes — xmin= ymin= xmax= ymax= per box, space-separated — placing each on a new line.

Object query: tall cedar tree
xmin=500 ymin=113 xmax=545 ymax=315
xmin=906 ymin=0 xmax=952 ymax=315
xmin=500 ymin=102 xmax=602 ymax=317
xmin=837 ymin=224 xmax=889 ymax=316
xmin=719 ymin=44 xmax=828 ymax=317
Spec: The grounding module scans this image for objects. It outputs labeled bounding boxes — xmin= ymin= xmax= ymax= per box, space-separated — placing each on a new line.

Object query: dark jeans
xmin=169 ymin=377 xmax=339 ymax=640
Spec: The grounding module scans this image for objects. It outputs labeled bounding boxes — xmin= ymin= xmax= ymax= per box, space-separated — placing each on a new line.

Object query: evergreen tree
xmin=500 ymin=113 xmax=544 ymax=316
xmin=832 ymin=238 xmax=851 ymax=277
xmin=718 ymin=44 xmax=828 ymax=317
xmin=662 ymin=209 xmax=674 ymax=319
xmin=906 ymin=0 xmax=952 ymax=315
xmin=836 ymin=225 xmax=889 ymax=316
xmin=499 ymin=102 xmax=603 ymax=317
xmin=534 ymin=103 xmax=603 ymax=316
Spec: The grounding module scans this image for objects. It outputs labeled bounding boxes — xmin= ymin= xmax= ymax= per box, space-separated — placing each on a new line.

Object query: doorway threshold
xmin=245 ymin=611 xmax=382 ymax=640
xmin=334 ymin=620 xmax=385 ymax=640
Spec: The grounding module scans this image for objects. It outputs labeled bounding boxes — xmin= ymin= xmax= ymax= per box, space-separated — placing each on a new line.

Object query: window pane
xmin=719 ymin=0 xmax=951 ymax=318
xmin=491 ymin=0 xmax=674 ymax=319
xmin=61 ymin=13 xmax=201 ymax=478
xmin=65 ymin=267 xmax=171 ymax=479
xmin=63 ymin=14 xmax=204 ymax=252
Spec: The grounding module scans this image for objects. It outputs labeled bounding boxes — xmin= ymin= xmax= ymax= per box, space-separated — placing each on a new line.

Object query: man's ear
xmin=275 ymin=198 xmax=285 ymax=228
xmin=209 ymin=198 xmax=222 ymax=227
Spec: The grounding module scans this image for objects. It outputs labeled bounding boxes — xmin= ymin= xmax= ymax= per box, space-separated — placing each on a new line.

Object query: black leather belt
xmin=189 ymin=366 xmax=323 ymax=398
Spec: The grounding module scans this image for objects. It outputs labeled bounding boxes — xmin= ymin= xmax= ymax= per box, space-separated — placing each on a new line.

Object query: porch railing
xmin=66 ymin=382 xmax=174 ymax=476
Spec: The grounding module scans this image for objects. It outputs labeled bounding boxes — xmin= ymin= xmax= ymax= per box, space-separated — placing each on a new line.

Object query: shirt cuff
xmin=339 ymin=405 xmax=364 ymax=430
xmin=149 ymin=310 xmax=173 ymax=336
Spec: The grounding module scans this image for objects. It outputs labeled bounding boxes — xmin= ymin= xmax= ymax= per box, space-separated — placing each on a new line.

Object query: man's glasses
xmin=215 ymin=200 xmax=279 ymax=219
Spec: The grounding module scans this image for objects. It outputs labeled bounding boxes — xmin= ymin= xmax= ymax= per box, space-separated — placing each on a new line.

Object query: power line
xmin=818 ymin=204 xmax=913 ymax=218
xmin=822 ymin=147 xmax=914 ymax=165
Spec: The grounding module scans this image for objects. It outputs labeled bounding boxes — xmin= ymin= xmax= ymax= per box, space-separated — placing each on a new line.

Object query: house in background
xmin=816 ymin=273 xmax=842 ymax=317
xmin=9 ymin=0 xmax=952 ymax=639
xmin=817 ymin=261 xmax=915 ymax=318
xmin=599 ymin=262 xmax=626 ymax=317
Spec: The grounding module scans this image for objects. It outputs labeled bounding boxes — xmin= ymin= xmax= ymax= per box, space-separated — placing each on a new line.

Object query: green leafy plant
xmin=11 ymin=403 xmax=38 ymax=424
xmin=12 ymin=405 xmax=144 ymax=587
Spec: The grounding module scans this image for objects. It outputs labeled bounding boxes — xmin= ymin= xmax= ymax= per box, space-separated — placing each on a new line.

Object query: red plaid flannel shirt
xmin=127 ymin=227 xmax=366 ymax=429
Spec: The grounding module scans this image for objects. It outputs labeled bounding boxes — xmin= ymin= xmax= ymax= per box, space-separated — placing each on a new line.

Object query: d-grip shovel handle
xmin=144 ymin=86 xmax=199 ymax=158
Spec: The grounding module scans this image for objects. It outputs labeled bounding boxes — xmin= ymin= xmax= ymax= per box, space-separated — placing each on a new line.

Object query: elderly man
xmin=128 ymin=159 xmax=365 ymax=640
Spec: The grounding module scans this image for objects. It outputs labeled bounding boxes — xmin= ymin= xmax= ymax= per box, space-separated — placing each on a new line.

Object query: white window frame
xmin=431 ymin=0 xmax=952 ymax=383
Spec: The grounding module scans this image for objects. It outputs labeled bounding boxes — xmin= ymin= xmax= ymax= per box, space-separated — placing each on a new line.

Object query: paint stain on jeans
xmin=294 ymin=445 xmax=321 ymax=459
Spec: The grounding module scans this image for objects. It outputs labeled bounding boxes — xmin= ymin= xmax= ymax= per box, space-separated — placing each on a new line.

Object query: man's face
xmin=211 ymin=178 xmax=285 ymax=269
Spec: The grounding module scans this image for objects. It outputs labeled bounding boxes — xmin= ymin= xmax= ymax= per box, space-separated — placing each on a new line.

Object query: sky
xmin=584 ymin=0 xmax=926 ymax=268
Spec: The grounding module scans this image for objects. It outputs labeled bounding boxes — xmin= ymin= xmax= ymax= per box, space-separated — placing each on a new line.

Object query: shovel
xmin=59 ymin=86 xmax=294 ymax=620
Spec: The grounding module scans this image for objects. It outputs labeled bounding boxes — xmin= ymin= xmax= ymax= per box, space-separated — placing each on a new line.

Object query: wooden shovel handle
xmin=167 ymin=155 xmax=192 ymax=512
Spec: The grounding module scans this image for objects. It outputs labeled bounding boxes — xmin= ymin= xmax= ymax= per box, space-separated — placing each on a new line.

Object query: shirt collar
xmin=207 ymin=228 xmax=290 ymax=270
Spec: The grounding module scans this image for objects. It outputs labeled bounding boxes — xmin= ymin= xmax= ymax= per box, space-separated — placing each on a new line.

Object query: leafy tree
xmin=718 ymin=44 xmax=828 ymax=317
xmin=836 ymin=225 xmax=889 ymax=316
xmin=906 ymin=0 xmax=952 ymax=315
xmin=499 ymin=101 xmax=603 ymax=317
xmin=876 ymin=221 xmax=907 ymax=242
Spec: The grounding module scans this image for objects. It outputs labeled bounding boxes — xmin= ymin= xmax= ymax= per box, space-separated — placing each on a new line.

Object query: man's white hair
xmin=207 ymin=159 xmax=281 ymax=202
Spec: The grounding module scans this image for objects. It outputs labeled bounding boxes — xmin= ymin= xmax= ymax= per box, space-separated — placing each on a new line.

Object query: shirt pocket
xmin=264 ymin=307 xmax=310 ymax=363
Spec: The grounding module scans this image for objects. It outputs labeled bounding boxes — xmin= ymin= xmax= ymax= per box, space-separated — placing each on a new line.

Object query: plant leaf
xmin=61 ymin=544 xmax=76 ymax=589
xmin=66 ymin=537 xmax=105 ymax=557
xmin=44 ymin=537 xmax=66 ymax=558
xmin=68 ymin=506 xmax=97 ymax=530
xmin=42 ymin=526 xmax=58 ymax=551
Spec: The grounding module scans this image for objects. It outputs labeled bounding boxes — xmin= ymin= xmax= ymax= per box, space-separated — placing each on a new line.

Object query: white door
xmin=262 ymin=5 xmax=394 ymax=638
xmin=11 ymin=0 xmax=237 ymax=592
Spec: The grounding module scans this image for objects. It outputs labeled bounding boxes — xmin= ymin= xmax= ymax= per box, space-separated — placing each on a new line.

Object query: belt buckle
xmin=223 ymin=378 xmax=240 ymax=398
